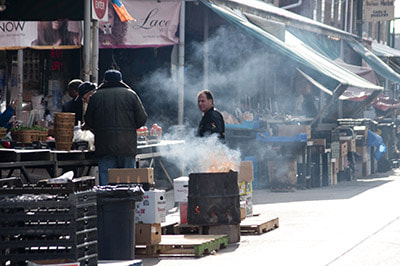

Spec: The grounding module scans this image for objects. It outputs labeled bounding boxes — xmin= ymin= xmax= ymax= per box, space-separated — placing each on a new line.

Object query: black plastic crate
xmin=0 ymin=176 xmax=96 ymax=195
xmin=1 ymin=240 xmax=97 ymax=265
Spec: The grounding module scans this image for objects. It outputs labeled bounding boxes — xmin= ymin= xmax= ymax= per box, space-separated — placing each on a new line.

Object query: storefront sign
xmin=364 ymin=0 xmax=394 ymax=22
xmin=92 ymin=0 xmax=109 ymax=21
xmin=0 ymin=0 xmax=181 ymax=48
xmin=99 ymin=0 xmax=182 ymax=48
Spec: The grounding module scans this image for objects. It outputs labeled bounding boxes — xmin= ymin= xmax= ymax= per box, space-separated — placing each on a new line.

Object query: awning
xmin=371 ymin=41 xmax=400 ymax=58
xmin=201 ymin=0 xmax=382 ymax=92
xmin=346 ymin=39 xmax=400 ymax=83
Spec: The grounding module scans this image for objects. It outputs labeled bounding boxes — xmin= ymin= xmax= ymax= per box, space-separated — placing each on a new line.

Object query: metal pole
xmin=92 ymin=20 xmax=99 ymax=84
xmin=83 ymin=0 xmax=91 ymax=81
xmin=203 ymin=7 xmax=209 ymax=90
xmin=344 ymin=0 xmax=349 ymax=32
xmin=178 ymin=1 xmax=185 ymax=125
xmin=17 ymin=49 xmax=23 ymax=121
xmin=350 ymin=0 xmax=354 ymax=34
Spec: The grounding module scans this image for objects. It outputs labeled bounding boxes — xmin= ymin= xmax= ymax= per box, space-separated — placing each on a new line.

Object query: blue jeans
xmin=98 ymin=155 xmax=136 ymax=186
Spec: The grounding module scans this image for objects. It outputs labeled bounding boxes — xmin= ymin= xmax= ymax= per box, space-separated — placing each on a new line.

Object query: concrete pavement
xmin=142 ymin=169 xmax=400 ymax=266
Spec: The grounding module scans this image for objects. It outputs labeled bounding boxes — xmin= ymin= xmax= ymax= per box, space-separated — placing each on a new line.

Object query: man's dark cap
xmin=78 ymin=82 xmax=96 ymax=97
xmin=104 ymin=69 xmax=122 ymax=82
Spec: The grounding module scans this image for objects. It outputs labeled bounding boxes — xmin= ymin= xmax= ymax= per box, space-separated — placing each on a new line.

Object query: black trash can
xmin=96 ymin=185 xmax=144 ymax=260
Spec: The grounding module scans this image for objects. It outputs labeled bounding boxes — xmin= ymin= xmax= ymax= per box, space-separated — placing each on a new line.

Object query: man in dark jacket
xmin=197 ymin=89 xmax=225 ymax=140
xmin=62 ymin=79 xmax=83 ymax=125
xmin=85 ymin=70 xmax=147 ymax=185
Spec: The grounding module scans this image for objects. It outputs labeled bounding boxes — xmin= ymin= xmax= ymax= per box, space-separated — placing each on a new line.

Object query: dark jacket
xmin=198 ymin=107 xmax=225 ymax=140
xmin=62 ymin=97 xmax=83 ymax=125
xmin=84 ymin=81 xmax=147 ymax=157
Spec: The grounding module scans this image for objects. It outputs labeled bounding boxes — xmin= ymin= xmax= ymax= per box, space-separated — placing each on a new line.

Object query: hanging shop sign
xmin=99 ymin=0 xmax=182 ymax=48
xmin=364 ymin=0 xmax=394 ymax=22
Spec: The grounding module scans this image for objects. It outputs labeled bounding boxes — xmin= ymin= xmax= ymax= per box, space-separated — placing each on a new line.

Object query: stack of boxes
xmin=108 ymin=168 xmax=165 ymax=246
xmin=354 ymin=126 xmax=370 ymax=177
xmin=238 ymin=161 xmax=254 ymax=219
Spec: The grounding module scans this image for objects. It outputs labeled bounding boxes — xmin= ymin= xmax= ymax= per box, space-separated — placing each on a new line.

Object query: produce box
xmin=108 ymin=168 xmax=154 ymax=184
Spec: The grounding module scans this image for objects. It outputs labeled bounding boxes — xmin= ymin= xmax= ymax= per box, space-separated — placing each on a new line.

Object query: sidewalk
xmin=141 ymin=169 xmax=400 ymax=266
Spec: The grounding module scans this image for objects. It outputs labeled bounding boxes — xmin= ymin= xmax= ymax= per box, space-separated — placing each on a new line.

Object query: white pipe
xmin=92 ymin=20 xmax=99 ymax=84
xmin=17 ymin=49 xmax=23 ymax=121
xmin=83 ymin=0 xmax=91 ymax=81
xmin=178 ymin=1 xmax=185 ymax=125
xmin=281 ymin=0 xmax=302 ymax=10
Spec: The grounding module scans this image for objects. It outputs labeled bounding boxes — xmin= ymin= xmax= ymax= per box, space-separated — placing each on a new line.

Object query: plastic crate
xmin=0 ymin=190 xmax=98 ymax=265
xmin=225 ymin=120 xmax=260 ymax=129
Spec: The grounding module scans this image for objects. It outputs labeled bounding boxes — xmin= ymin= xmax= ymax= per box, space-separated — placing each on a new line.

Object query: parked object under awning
xmin=201 ymin=0 xmax=382 ymax=93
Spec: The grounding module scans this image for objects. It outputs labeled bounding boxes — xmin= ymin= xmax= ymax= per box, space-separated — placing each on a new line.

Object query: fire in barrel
xmin=187 ymin=171 xmax=240 ymax=226
xmin=54 ymin=112 xmax=75 ymax=151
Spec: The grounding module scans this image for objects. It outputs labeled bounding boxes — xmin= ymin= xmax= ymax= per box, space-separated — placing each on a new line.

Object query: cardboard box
xmin=356 ymin=146 xmax=369 ymax=162
xmin=347 ymin=139 xmax=356 ymax=152
xmin=309 ymin=138 xmax=326 ymax=147
xmin=278 ymin=124 xmax=311 ymax=139
xmin=340 ymin=142 xmax=348 ymax=157
xmin=238 ymin=181 xmax=252 ymax=196
xmin=108 ymin=168 xmax=154 ymax=184
xmin=240 ymin=194 xmax=253 ymax=217
xmin=136 ymin=189 xmax=166 ymax=223
xmin=27 ymin=260 xmax=79 ymax=266
xmin=173 ymin=176 xmax=188 ymax=202
xmin=238 ymin=161 xmax=254 ymax=182
xmin=339 ymin=156 xmax=346 ymax=171
xmin=135 ymin=223 xmax=161 ymax=245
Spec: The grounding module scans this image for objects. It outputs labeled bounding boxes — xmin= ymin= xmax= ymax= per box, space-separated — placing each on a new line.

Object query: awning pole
xmin=178 ymin=0 xmax=185 ymax=125
xmin=83 ymin=0 xmax=91 ymax=81
xmin=203 ymin=7 xmax=209 ymax=90
xmin=17 ymin=49 xmax=23 ymax=121
xmin=310 ymin=84 xmax=347 ymax=127
xmin=92 ymin=20 xmax=99 ymax=84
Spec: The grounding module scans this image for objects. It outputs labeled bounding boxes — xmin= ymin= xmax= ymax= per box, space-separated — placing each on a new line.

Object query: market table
xmin=0 ymin=140 xmax=185 ymax=184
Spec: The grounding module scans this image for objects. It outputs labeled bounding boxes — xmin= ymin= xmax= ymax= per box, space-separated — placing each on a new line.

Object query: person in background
xmin=62 ymin=79 xmax=83 ymax=125
xmin=197 ymin=89 xmax=225 ymax=140
xmin=0 ymin=99 xmax=18 ymax=130
xmin=77 ymin=81 xmax=97 ymax=127
xmin=85 ymin=69 xmax=147 ymax=185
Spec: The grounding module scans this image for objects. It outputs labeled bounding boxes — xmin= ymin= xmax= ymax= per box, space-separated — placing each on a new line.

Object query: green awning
xmin=201 ymin=0 xmax=382 ymax=92
xmin=346 ymin=39 xmax=400 ymax=83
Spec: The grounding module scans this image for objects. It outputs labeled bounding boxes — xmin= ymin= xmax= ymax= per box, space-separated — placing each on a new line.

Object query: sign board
xmin=364 ymin=0 xmax=394 ymax=22
xmin=92 ymin=0 xmax=108 ymax=21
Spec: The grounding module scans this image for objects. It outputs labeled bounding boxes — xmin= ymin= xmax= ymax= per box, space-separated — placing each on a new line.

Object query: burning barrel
xmin=54 ymin=112 xmax=75 ymax=151
xmin=187 ymin=171 xmax=240 ymax=225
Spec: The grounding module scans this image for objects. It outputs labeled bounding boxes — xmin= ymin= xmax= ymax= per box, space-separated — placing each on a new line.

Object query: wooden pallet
xmin=240 ymin=216 xmax=279 ymax=235
xmin=135 ymin=234 xmax=228 ymax=257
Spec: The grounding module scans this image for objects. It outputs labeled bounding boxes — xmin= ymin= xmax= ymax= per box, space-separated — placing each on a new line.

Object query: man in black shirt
xmin=197 ymin=89 xmax=225 ymax=140
xmin=62 ymin=79 xmax=83 ymax=125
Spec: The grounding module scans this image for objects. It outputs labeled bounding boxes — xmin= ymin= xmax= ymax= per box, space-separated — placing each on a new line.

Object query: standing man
xmin=85 ymin=70 xmax=147 ymax=185
xmin=197 ymin=89 xmax=225 ymax=140
xmin=62 ymin=79 xmax=83 ymax=125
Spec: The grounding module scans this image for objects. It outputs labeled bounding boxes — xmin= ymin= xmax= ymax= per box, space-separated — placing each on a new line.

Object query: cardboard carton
xmin=238 ymin=181 xmax=252 ymax=196
xmin=238 ymin=161 xmax=254 ymax=182
xmin=135 ymin=223 xmax=161 ymax=245
xmin=173 ymin=176 xmax=189 ymax=202
xmin=108 ymin=168 xmax=154 ymax=184
xmin=136 ymin=189 xmax=166 ymax=223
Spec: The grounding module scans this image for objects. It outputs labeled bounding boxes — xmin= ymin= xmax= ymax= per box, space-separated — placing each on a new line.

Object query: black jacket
xmin=198 ymin=107 xmax=225 ymax=140
xmin=62 ymin=97 xmax=83 ymax=125
xmin=84 ymin=81 xmax=147 ymax=157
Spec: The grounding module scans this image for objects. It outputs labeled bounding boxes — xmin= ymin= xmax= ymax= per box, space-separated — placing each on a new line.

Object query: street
xmin=142 ymin=169 xmax=400 ymax=266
